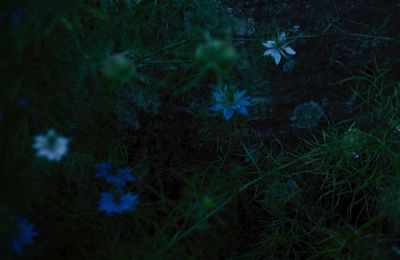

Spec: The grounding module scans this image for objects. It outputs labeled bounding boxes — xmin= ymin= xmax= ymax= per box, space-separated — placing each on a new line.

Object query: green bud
xmin=102 ymin=53 xmax=136 ymax=83
xmin=201 ymin=196 xmax=216 ymax=212
xmin=195 ymin=38 xmax=238 ymax=78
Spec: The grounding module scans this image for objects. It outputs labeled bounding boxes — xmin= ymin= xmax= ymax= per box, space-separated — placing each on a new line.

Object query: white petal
xmin=263 ymin=49 xmax=274 ymax=57
xmin=263 ymin=41 xmax=276 ymax=48
xmin=284 ymin=46 xmax=296 ymax=55
xmin=271 ymin=50 xmax=281 ymax=65
xmin=278 ymin=32 xmax=286 ymax=42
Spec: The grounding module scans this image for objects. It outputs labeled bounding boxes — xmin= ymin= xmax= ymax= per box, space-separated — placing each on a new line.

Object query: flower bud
xmin=201 ymin=196 xmax=216 ymax=212
xmin=102 ymin=53 xmax=136 ymax=83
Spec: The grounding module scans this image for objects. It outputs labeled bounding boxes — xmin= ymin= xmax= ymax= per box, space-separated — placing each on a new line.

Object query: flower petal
xmin=263 ymin=40 xmax=276 ymax=48
xmin=278 ymin=32 xmax=286 ymax=42
xmin=213 ymin=91 xmax=224 ymax=103
xmin=239 ymin=98 xmax=251 ymax=106
xmin=237 ymin=106 xmax=249 ymax=115
xmin=271 ymin=50 xmax=281 ymax=65
xmin=210 ymin=104 xmax=224 ymax=111
xmin=223 ymin=108 xmax=234 ymax=121
xmin=284 ymin=46 xmax=296 ymax=55
xmin=263 ymin=49 xmax=274 ymax=57
xmin=233 ymin=90 xmax=246 ymax=102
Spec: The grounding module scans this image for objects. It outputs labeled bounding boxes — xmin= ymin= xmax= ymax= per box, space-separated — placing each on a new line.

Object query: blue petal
xmin=96 ymin=162 xmax=112 ymax=178
xmin=213 ymin=91 xmax=225 ymax=103
xmin=98 ymin=192 xmax=118 ymax=215
xmin=237 ymin=106 xmax=249 ymax=115
xmin=223 ymin=108 xmax=234 ymax=121
xmin=120 ymin=193 xmax=139 ymax=211
xmin=12 ymin=218 xmax=38 ymax=254
xmin=239 ymin=97 xmax=251 ymax=106
xmin=116 ymin=168 xmax=134 ymax=182
xmin=210 ymin=104 xmax=224 ymax=111
xmin=233 ymin=90 xmax=246 ymax=102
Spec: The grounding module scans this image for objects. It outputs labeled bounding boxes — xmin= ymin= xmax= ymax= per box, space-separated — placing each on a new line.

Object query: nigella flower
xmin=263 ymin=32 xmax=296 ymax=65
xmin=98 ymin=192 xmax=139 ymax=216
xmin=210 ymin=85 xmax=251 ymax=121
xmin=96 ymin=162 xmax=135 ymax=188
xmin=33 ymin=129 xmax=69 ymax=162
xmin=12 ymin=218 xmax=38 ymax=254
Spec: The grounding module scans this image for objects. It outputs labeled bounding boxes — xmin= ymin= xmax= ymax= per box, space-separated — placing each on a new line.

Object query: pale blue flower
xmin=98 ymin=192 xmax=139 ymax=216
xmin=33 ymin=129 xmax=69 ymax=162
xmin=263 ymin=32 xmax=296 ymax=65
xmin=12 ymin=218 xmax=38 ymax=254
xmin=210 ymin=86 xmax=251 ymax=121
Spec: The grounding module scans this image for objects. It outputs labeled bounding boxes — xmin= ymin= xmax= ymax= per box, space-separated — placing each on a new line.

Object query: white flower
xmin=263 ymin=32 xmax=296 ymax=65
xmin=33 ymin=129 xmax=69 ymax=162
xmin=351 ymin=152 xmax=360 ymax=159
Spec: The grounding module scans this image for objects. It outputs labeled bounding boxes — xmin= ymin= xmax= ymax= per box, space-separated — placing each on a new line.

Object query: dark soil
xmin=224 ymin=0 xmax=400 ymax=148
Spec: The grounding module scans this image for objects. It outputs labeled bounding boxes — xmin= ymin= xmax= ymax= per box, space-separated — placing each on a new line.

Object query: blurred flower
xmin=201 ymin=196 xmax=216 ymax=212
xmin=283 ymin=59 xmax=296 ymax=72
xmin=12 ymin=218 xmax=37 ymax=255
xmin=290 ymin=101 xmax=324 ymax=129
xmin=33 ymin=129 xmax=69 ymax=162
xmin=10 ymin=8 xmax=21 ymax=28
xmin=351 ymin=152 xmax=360 ymax=159
xmin=263 ymin=32 xmax=296 ymax=65
xmin=98 ymin=192 xmax=139 ymax=216
xmin=195 ymin=37 xmax=238 ymax=78
xmin=393 ymin=246 xmax=400 ymax=256
xmin=96 ymin=162 xmax=135 ymax=188
xmin=17 ymin=98 xmax=29 ymax=108
xmin=102 ymin=53 xmax=136 ymax=83
xmin=210 ymin=85 xmax=251 ymax=121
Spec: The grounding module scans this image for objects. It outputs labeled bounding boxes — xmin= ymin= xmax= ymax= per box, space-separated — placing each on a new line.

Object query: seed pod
xmin=195 ymin=38 xmax=238 ymax=79
xmin=102 ymin=53 xmax=136 ymax=83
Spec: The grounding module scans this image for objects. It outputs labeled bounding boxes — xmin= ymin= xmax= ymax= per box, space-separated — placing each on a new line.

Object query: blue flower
xmin=98 ymin=192 xmax=139 ymax=216
xmin=17 ymin=98 xmax=29 ymax=108
xmin=96 ymin=162 xmax=135 ymax=188
xmin=210 ymin=86 xmax=251 ymax=121
xmin=12 ymin=218 xmax=38 ymax=255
